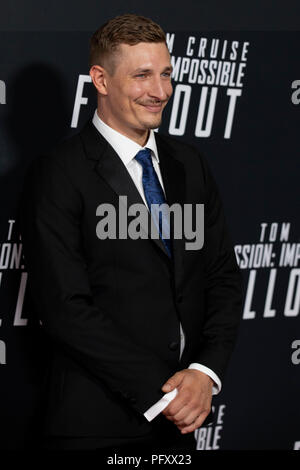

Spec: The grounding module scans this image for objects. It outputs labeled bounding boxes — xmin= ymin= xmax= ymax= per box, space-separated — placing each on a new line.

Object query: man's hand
xmin=161 ymin=369 xmax=213 ymax=434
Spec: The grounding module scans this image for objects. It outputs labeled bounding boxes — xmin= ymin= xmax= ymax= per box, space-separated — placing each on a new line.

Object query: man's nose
xmin=149 ymin=77 xmax=171 ymax=101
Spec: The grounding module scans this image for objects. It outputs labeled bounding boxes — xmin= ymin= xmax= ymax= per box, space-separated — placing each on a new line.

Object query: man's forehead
xmin=117 ymin=41 xmax=169 ymax=56
xmin=116 ymin=42 xmax=171 ymax=67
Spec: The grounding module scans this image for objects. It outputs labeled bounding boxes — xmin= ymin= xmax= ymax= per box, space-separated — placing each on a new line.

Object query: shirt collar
xmin=92 ymin=109 xmax=159 ymax=167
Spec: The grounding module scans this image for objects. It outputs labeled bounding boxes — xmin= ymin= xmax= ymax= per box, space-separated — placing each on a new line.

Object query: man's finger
xmin=161 ymin=371 xmax=184 ymax=393
xmin=180 ymin=411 xmax=209 ymax=434
xmin=162 ymin=393 xmax=190 ymax=417
xmin=172 ymin=407 xmax=200 ymax=426
xmin=164 ymin=402 xmax=194 ymax=421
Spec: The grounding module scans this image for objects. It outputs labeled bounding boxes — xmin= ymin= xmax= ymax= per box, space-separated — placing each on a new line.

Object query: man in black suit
xmin=20 ymin=14 xmax=242 ymax=451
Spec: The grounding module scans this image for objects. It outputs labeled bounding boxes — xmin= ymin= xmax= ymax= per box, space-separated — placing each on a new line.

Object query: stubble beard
xmin=136 ymin=99 xmax=168 ymax=130
xmin=140 ymin=107 xmax=164 ymax=130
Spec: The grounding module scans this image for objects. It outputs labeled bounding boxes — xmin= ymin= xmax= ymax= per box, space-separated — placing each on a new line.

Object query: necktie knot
xmin=134 ymin=148 xmax=153 ymax=168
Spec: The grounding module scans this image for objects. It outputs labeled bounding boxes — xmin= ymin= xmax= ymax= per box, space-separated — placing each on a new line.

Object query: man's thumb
xmin=161 ymin=373 xmax=181 ymax=392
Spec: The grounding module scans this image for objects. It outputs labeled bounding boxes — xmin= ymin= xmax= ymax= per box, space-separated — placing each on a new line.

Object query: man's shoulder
xmin=155 ymin=132 xmax=208 ymax=172
xmin=29 ymin=120 xmax=97 ymax=176
xmin=155 ymin=132 xmax=199 ymax=155
xmin=46 ymin=125 xmax=87 ymax=164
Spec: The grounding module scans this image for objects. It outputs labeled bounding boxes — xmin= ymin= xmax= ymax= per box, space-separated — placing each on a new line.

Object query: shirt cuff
xmin=143 ymin=388 xmax=178 ymax=422
xmin=188 ymin=363 xmax=222 ymax=395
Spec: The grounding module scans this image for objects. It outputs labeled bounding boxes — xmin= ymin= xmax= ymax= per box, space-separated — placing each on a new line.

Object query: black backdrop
xmin=0 ymin=0 xmax=299 ymax=451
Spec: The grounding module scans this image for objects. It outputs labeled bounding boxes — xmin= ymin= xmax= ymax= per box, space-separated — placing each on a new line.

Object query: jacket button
xmin=169 ymin=341 xmax=179 ymax=351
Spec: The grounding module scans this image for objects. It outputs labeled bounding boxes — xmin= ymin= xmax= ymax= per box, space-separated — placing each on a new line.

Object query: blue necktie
xmin=135 ymin=148 xmax=172 ymax=258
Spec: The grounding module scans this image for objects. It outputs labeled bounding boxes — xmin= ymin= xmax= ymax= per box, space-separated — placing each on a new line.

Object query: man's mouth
xmin=142 ymin=103 xmax=163 ymax=112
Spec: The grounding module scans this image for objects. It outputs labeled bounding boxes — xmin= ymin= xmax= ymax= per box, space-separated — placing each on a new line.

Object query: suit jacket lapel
xmin=80 ymin=120 xmax=169 ymax=257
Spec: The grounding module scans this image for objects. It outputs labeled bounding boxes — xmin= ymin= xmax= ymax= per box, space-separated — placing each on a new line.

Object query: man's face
xmin=103 ymin=41 xmax=173 ymax=138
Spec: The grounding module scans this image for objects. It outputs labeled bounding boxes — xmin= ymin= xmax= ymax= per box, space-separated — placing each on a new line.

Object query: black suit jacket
xmin=20 ymin=118 xmax=242 ymax=447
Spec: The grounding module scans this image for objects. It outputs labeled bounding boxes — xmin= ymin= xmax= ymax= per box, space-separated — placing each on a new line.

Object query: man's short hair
xmin=89 ymin=13 xmax=167 ymax=74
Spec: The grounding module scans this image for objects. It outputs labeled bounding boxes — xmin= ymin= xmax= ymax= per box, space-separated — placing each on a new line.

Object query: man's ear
xmin=89 ymin=65 xmax=108 ymax=96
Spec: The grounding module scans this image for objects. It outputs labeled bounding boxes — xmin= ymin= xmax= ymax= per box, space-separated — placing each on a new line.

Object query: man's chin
xmin=143 ymin=116 xmax=162 ymax=130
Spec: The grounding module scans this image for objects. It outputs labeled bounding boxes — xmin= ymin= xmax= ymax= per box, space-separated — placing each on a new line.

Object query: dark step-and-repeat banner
xmin=0 ymin=23 xmax=299 ymax=450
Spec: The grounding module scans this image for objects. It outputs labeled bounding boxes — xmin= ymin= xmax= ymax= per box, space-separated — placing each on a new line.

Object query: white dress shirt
xmin=92 ymin=109 xmax=221 ymax=421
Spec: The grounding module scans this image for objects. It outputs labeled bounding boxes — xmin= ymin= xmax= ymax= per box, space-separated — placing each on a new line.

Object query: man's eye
xmin=162 ymin=72 xmax=171 ymax=77
xmin=135 ymin=74 xmax=146 ymax=78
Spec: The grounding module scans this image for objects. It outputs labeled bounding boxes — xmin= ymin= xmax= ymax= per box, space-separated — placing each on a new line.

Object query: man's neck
xmin=96 ymin=110 xmax=149 ymax=147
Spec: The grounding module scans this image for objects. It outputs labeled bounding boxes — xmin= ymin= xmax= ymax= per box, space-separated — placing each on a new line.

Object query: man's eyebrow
xmin=132 ymin=68 xmax=152 ymax=74
xmin=131 ymin=65 xmax=173 ymax=74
